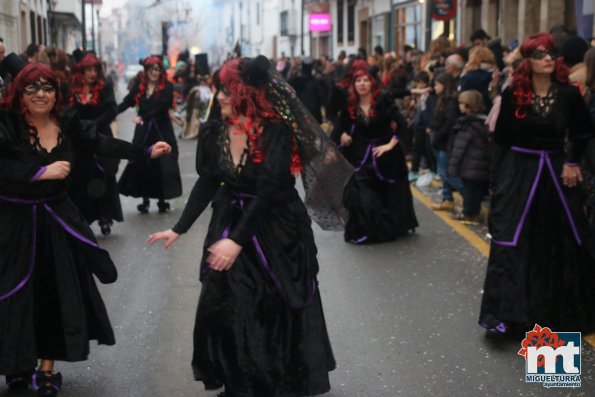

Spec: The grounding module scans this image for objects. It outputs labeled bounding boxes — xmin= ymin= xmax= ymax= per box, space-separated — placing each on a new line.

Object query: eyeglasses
xmin=147 ymin=65 xmax=161 ymax=72
xmin=216 ymin=85 xmax=230 ymax=96
xmin=529 ymin=49 xmax=557 ymax=60
xmin=23 ymin=82 xmax=56 ymax=96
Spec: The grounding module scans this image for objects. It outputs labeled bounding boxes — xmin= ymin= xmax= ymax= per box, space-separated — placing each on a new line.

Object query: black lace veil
xmin=209 ymin=55 xmax=353 ymax=230
xmin=264 ymin=68 xmax=353 ymax=231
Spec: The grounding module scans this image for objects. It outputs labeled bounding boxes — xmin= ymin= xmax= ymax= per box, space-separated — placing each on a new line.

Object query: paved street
xmin=3 ymin=83 xmax=593 ymax=397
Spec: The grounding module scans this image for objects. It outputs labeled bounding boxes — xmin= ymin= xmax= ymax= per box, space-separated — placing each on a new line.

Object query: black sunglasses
xmin=529 ymin=49 xmax=557 ymax=60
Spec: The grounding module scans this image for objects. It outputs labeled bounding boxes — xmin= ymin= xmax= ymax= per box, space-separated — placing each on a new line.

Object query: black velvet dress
xmin=171 ymin=120 xmax=335 ymax=396
xmin=68 ymin=82 xmax=123 ymax=225
xmin=0 ymin=108 xmax=149 ymax=376
xmin=336 ymin=95 xmax=418 ymax=243
xmin=117 ymin=81 xmax=182 ymax=200
xmin=479 ymin=85 xmax=595 ymax=332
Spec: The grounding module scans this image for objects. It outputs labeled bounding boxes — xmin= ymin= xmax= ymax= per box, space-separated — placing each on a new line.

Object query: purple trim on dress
xmin=371 ymin=148 xmax=395 ymax=183
xmin=0 ymin=194 xmax=63 ymax=205
xmin=354 ymin=144 xmax=372 ymax=172
xmin=492 ymin=146 xmax=582 ymax=247
xmin=545 ymin=155 xmax=582 ymax=245
xmin=30 ymin=166 xmax=47 ymax=182
xmin=354 ymin=141 xmax=396 ymax=183
xmin=565 ymin=162 xmax=578 ymax=166
xmin=147 ymin=144 xmax=155 ymax=157
xmin=0 ymin=205 xmax=37 ymax=302
xmin=31 ymin=373 xmax=38 ymax=391
xmin=145 ymin=118 xmax=165 ymax=142
xmin=209 ymin=190 xmax=317 ymax=308
xmin=42 ymin=204 xmax=102 ymax=249
xmin=353 ymin=235 xmax=369 ymax=244
xmin=93 ymin=154 xmax=106 ymax=174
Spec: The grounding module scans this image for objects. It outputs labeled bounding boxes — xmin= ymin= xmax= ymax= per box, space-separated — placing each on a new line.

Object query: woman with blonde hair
xmin=460 ymin=46 xmax=499 ymax=110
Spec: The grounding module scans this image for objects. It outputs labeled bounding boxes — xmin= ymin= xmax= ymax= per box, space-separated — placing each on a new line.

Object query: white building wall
xmin=0 ymin=0 xmax=21 ymax=52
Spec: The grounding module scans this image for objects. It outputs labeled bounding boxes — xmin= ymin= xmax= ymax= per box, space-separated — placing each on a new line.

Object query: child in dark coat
xmin=448 ymin=90 xmax=490 ymax=223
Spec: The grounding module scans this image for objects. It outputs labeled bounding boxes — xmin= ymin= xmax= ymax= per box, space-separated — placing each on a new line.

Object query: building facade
xmin=458 ymin=0 xmax=593 ymax=48
xmin=50 ymin=0 xmax=82 ymax=53
xmin=0 ymin=0 xmax=50 ymax=53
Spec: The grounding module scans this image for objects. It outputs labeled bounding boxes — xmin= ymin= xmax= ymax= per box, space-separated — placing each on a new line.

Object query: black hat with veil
xmin=223 ymin=55 xmax=354 ymax=231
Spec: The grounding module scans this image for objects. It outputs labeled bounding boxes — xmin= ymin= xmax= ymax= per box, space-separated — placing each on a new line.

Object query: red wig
xmin=347 ymin=69 xmax=381 ymax=120
xmin=511 ymin=32 xmax=569 ymax=116
xmin=0 ymin=63 xmax=62 ymax=118
xmin=216 ymin=58 xmax=302 ymax=173
xmin=337 ymin=59 xmax=369 ymax=89
xmin=69 ymin=52 xmax=105 ymax=106
xmin=135 ymin=56 xmax=167 ymax=106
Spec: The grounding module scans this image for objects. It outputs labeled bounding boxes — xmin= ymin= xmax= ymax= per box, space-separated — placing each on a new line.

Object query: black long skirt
xmin=479 ymin=174 xmax=595 ymax=332
xmin=191 ymin=194 xmax=336 ymax=396
xmin=0 ymin=206 xmax=114 ymax=375
xmin=343 ymin=162 xmax=418 ymax=244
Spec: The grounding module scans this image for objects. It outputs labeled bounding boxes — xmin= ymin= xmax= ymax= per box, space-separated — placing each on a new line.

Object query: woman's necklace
xmin=532 ymin=84 xmax=555 ymax=118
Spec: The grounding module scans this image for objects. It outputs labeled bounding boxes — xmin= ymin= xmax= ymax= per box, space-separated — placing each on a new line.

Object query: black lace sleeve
xmin=94 ymin=82 xmax=117 ymax=128
xmin=65 ymin=109 xmax=145 ymax=160
xmin=0 ymin=111 xmax=43 ymax=183
xmin=228 ymin=123 xmax=293 ymax=247
xmin=172 ymin=122 xmax=222 ymax=234
xmin=493 ymin=88 xmax=515 ymax=146
xmin=490 ymin=88 xmax=515 ymax=188
xmin=565 ymin=85 xmax=595 ymax=163
xmin=116 ymin=82 xmax=138 ymax=114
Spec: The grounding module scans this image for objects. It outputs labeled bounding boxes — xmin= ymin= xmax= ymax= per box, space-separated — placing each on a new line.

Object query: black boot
xmin=6 ymin=368 xmax=34 ymax=391
xmin=137 ymin=198 xmax=150 ymax=214
xmin=157 ymin=200 xmax=170 ymax=214
xmin=32 ymin=371 xmax=62 ymax=396
xmin=99 ymin=220 xmax=112 ymax=236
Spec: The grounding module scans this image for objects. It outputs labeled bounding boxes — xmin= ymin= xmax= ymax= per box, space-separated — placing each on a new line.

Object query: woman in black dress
xmin=117 ymin=56 xmax=182 ymax=214
xmin=479 ymin=33 xmax=595 ymax=336
xmin=148 ymin=56 xmax=336 ymax=397
xmin=68 ymin=52 xmax=121 ymax=235
xmin=336 ymin=67 xmax=418 ymax=243
xmin=0 ymin=57 xmax=171 ymax=396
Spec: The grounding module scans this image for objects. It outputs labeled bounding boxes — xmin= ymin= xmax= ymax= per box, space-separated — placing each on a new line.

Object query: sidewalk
xmin=412 ymin=174 xmax=491 ymax=246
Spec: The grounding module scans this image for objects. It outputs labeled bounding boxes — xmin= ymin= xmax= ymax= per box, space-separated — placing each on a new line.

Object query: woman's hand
xmin=147 ymin=229 xmax=180 ymax=250
xmin=38 ymin=161 xmax=71 ymax=180
xmin=340 ymin=132 xmax=352 ymax=147
xmin=149 ymin=141 xmax=172 ymax=159
xmin=207 ymin=238 xmax=242 ymax=271
xmin=373 ymin=139 xmax=398 ymax=158
xmin=133 ymin=116 xmax=144 ymax=125
xmin=562 ymin=164 xmax=583 ymax=188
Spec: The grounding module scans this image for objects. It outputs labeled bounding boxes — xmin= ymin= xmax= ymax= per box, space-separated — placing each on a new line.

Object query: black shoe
xmin=32 ymin=371 xmax=62 ymax=396
xmin=99 ymin=221 xmax=112 ymax=236
xmin=6 ymin=369 xmax=34 ymax=391
xmin=157 ymin=201 xmax=170 ymax=213
xmin=483 ymin=322 xmax=508 ymax=339
xmin=137 ymin=199 xmax=150 ymax=214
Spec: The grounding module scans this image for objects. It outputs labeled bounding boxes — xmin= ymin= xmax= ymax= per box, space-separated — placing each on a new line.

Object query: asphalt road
xmin=3 ymin=82 xmax=593 ymax=397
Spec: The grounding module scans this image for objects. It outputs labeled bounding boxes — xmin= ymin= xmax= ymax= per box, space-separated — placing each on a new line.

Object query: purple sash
xmin=0 ymin=194 xmax=102 ymax=301
xmin=492 ymin=146 xmax=582 ymax=247
xmin=205 ymin=190 xmax=317 ymax=309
